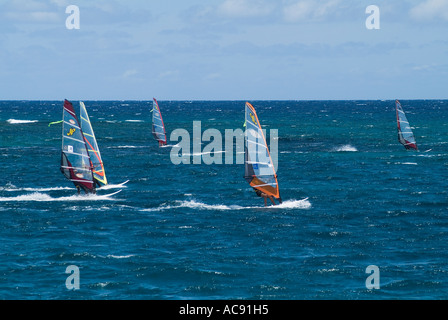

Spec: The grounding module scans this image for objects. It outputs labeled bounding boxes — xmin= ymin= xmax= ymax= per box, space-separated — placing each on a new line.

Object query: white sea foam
xmin=3 ymin=186 xmax=72 ymax=192
xmin=332 ymin=144 xmax=358 ymax=152
xmin=275 ymin=198 xmax=312 ymax=209
xmin=140 ymin=200 xmax=238 ymax=212
xmin=141 ymin=198 xmax=311 ymax=212
xmin=106 ymin=254 xmax=134 ymax=259
xmin=125 ymin=120 xmax=144 ymax=122
xmin=7 ymin=119 xmax=38 ymax=124
xmin=0 ymin=192 xmax=119 ymax=202
xmin=398 ymin=162 xmax=418 ymax=165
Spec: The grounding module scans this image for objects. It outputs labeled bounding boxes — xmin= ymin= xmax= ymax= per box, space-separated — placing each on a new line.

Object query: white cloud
xmin=49 ymin=0 xmax=70 ymax=7
xmin=8 ymin=0 xmax=48 ymax=11
xmin=218 ymin=0 xmax=274 ymax=18
xmin=283 ymin=0 xmax=340 ymax=22
xmin=123 ymin=69 xmax=138 ymax=78
xmin=158 ymin=70 xmax=180 ymax=79
xmin=410 ymin=0 xmax=448 ymax=22
xmin=2 ymin=0 xmax=61 ymax=23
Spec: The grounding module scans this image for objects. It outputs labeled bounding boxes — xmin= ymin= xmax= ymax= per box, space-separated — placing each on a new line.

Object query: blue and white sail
xmin=396 ymin=100 xmax=418 ymax=151
xmin=151 ymin=98 xmax=167 ymax=146
xmin=244 ymin=102 xmax=281 ymax=201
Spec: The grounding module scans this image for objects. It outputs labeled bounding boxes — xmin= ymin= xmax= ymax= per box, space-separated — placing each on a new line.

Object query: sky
xmin=0 ymin=0 xmax=447 ymax=100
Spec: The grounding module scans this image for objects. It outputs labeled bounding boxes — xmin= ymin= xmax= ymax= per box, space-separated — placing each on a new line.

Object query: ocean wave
xmin=6 ymin=119 xmax=38 ymax=124
xmin=3 ymin=186 xmax=72 ymax=192
xmin=106 ymin=254 xmax=134 ymax=259
xmin=332 ymin=144 xmax=358 ymax=152
xmin=3 ymin=183 xmax=127 ymax=192
xmin=0 ymin=192 xmax=120 ymax=202
xmin=141 ymin=200 xmax=238 ymax=212
xmin=141 ymin=198 xmax=311 ymax=212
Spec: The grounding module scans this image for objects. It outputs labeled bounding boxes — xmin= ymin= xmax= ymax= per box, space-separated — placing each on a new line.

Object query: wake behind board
xmin=118 ymin=180 xmax=129 ymax=186
xmin=84 ymin=189 xmax=122 ymax=198
xmin=76 ymin=189 xmax=122 ymax=198
xmin=257 ymin=197 xmax=310 ymax=209
xmin=103 ymin=189 xmax=122 ymax=197
xmin=101 ymin=180 xmax=129 ymax=190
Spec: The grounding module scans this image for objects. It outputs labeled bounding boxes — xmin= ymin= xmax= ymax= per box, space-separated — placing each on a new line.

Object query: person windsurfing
xmin=254 ymin=188 xmax=278 ymax=207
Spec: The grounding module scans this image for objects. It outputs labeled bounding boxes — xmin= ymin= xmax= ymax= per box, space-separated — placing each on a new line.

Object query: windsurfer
xmin=254 ymin=188 xmax=277 ymax=206
xmin=94 ymin=178 xmax=101 ymax=188
xmin=75 ymin=182 xmax=96 ymax=195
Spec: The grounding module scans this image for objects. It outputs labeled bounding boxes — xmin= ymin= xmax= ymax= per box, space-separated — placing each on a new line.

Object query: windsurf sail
xmin=395 ymin=100 xmax=418 ymax=151
xmin=151 ymin=98 xmax=166 ymax=146
xmin=60 ymin=99 xmax=95 ymax=193
xmin=244 ymin=102 xmax=281 ymax=201
xmin=151 ymin=98 xmax=167 ymax=146
xmin=79 ymin=101 xmax=107 ymax=186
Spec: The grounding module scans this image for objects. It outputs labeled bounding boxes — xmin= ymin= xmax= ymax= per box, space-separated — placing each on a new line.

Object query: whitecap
xmin=7 ymin=119 xmax=38 ymax=124
xmin=4 ymin=186 xmax=72 ymax=192
xmin=398 ymin=162 xmax=418 ymax=165
xmin=332 ymin=144 xmax=358 ymax=152
xmin=141 ymin=198 xmax=311 ymax=212
xmin=0 ymin=192 xmax=120 ymax=202
xmin=106 ymin=254 xmax=134 ymax=259
xmin=275 ymin=198 xmax=312 ymax=209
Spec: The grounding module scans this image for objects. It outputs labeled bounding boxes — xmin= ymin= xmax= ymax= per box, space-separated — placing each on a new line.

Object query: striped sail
xmin=152 ymin=98 xmax=167 ymax=146
xmin=79 ymin=101 xmax=107 ymax=186
xmin=60 ymin=99 xmax=95 ymax=192
xmin=244 ymin=102 xmax=281 ymax=200
xmin=396 ymin=100 xmax=418 ymax=151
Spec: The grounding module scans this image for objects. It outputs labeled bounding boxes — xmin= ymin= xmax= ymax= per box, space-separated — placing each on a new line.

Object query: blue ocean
xmin=1 ymin=100 xmax=447 ymax=300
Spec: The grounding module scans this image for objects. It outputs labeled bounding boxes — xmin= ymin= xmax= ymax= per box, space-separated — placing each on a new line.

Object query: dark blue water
xmin=1 ymin=100 xmax=448 ymax=299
